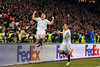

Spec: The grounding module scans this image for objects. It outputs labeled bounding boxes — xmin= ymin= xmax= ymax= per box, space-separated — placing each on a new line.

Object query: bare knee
xmin=40 ymin=35 xmax=45 ymax=39
xmin=67 ymin=51 xmax=70 ymax=55
xmin=59 ymin=50 xmax=64 ymax=53
xmin=36 ymin=39 xmax=39 ymax=43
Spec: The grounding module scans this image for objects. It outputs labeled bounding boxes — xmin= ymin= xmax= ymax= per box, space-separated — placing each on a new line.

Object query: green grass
xmin=1 ymin=58 xmax=100 ymax=67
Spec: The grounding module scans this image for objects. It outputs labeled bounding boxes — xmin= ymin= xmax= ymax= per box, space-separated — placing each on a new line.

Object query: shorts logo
xmin=56 ymin=45 xmax=73 ymax=59
xmin=17 ymin=45 xmax=40 ymax=62
xmin=85 ymin=45 xmax=100 ymax=56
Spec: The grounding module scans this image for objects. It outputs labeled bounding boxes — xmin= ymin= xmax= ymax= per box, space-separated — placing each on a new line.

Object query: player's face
xmin=41 ymin=13 xmax=46 ymax=19
xmin=63 ymin=24 xmax=68 ymax=29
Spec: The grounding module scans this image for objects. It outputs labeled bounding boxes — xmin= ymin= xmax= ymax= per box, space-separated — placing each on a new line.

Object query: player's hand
xmin=65 ymin=36 xmax=67 ymax=38
xmin=57 ymin=31 xmax=60 ymax=33
xmin=52 ymin=17 xmax=54 ymax=20
xmin=34 ymin=11 xmax=37 ymax=14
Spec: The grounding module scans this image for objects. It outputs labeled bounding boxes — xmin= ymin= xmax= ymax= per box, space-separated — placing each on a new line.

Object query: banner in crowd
xmin=0 ymin=44 xmax=100 ymax=66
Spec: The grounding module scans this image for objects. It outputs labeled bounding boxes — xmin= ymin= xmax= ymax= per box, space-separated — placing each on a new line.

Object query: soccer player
xmin=32 ymin=11 xmax=54 ymax=47
xmin=58 ymin=23 xmax=71 ymax=65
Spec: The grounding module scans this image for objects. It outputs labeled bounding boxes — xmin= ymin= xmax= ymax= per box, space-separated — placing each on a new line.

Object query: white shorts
xmin=60 ymin=42 xmax=71 ymax=52
xmin=36 ymin=30 xmax=46 ymax=39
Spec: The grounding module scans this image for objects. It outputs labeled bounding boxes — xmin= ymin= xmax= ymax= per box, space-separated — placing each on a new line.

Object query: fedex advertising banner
xmin=0 ymin=44 xmax=100 ymax=66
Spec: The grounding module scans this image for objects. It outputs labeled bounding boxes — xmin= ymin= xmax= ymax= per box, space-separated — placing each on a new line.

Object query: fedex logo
xmin=85 ymin=45 xmax=100 ymax=56
xmin=56 ymin=45 xmax=73 ymax=59
xmin=17 ymin=46 xmax=40 ymax=62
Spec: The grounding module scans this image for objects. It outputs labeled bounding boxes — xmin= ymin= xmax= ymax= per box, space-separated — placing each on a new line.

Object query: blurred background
xmin=0 ymin=0 xmax=100 ymax=43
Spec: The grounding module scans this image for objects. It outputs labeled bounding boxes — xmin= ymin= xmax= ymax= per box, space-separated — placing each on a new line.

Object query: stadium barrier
xmin=0 ymin=43 xmax=100 ymax=66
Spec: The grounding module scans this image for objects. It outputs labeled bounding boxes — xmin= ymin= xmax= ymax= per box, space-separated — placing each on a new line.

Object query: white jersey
xmin=63 ymin=29 xmax=71 ymax=44
xmin=35 ymin=17 xmax=50 ymax=31
xmin=60 ymin=29 xmax=71 ymax=52
xmin=59 ymin=29 xmax=71 ymax=52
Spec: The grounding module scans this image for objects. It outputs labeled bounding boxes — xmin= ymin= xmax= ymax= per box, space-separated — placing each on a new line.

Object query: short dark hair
xmin=64 ymin=23 xmax=68 ymax=25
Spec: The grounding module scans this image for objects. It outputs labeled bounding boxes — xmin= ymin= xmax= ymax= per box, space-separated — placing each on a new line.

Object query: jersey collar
xmin=42 ymin=18 xmax=45 ymax=20
xmin=64 ymin=29 xmax=68 ymax=31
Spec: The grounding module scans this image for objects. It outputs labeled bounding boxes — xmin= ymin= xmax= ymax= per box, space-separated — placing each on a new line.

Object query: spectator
xmin=86 ymin=29 xmax=94 ymax=43
xmin=51 ymin=30 xmax=59 ymax=43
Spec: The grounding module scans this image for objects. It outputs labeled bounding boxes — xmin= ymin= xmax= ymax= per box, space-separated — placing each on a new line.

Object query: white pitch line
xmin=95 ymin=66 xmax=100 ymax=67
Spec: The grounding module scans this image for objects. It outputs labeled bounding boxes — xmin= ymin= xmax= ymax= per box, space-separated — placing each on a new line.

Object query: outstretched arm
xmin=58 ymin=31 xmax=63 ymax=34
xmin=32 ymin=11 xmax=37 ymax=20
xmin=49 ymin=17 xmax=54 ymax=25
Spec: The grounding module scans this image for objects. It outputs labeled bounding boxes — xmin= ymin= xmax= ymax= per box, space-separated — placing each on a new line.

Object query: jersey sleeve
xmin=35 ymin=17 xmax=41 ymax=21
xmin=46 ymin=19 xmax=50 ymax=24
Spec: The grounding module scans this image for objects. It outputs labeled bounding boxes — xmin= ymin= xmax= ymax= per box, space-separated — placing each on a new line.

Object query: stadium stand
xmin=0 ymin=0 xmax=100 ymax=43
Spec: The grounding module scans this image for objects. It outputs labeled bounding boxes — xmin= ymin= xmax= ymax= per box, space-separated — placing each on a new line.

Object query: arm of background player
xmin=32 ymin=11 xmax=37 ymax=20
xmin=65 ymin=33 xmax=69 ymax=38
xmin=49 ymin=17 xmax=54 ymax=25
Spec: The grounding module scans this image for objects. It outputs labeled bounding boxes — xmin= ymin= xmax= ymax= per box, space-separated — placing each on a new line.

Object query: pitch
xmin=1 ymin=58 xmax=100 ymax=67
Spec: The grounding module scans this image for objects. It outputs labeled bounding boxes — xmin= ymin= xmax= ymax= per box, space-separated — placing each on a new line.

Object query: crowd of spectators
xmin=0 ymin=0 xmax=100 ymax=43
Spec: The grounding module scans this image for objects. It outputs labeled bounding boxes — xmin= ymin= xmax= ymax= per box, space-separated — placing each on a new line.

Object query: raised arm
xmin=49 ymin=17 xmax=54 ymax=25
xmin=32 ymin=11 xmax=37 ymax=20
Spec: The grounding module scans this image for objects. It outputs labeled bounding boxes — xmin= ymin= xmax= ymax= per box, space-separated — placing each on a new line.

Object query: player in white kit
xmin=32 ymin=11 xmax=54 ymax=47
xmin=58 ymin=23 xmax=71 ymax=65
